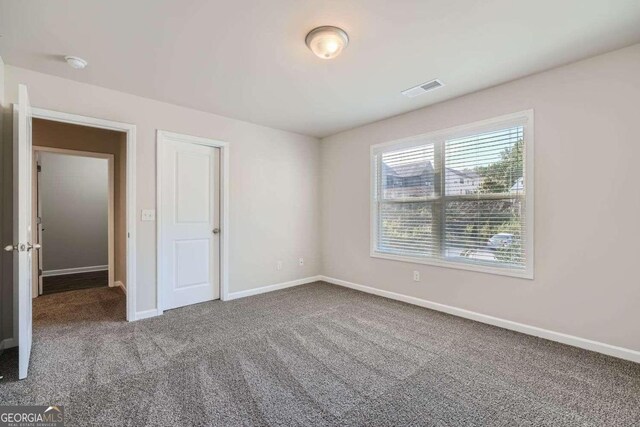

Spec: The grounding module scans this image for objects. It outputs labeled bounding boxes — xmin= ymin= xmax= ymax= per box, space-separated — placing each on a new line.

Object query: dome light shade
xmin=64 ymin=56 xmax=88 ymax=69
xmin=305 ymin=26 xmax=349 ymax=59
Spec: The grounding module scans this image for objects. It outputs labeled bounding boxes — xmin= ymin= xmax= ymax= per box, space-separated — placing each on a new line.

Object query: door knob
xmin=4 ymin=244 xmax=18 ymax=252
xmin=26 ymin=243 xmax=41 ymax=251
xmin=212 ymin=228 xmax=220 ymax=234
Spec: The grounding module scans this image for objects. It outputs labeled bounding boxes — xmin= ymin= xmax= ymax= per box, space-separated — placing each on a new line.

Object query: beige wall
xmin=2 ymin=65 xmax=321 ymax=331
xmin=3 ymin=45 xmax=637 ymax=354
xmin=33 ymin=119 xmax=127 ymax=284
xmin=321 ymin=44 xmax=640 ymax=352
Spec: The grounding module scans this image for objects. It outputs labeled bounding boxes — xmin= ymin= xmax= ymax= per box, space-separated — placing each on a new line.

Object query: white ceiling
xmin=1 ymin=1 xmax=639 ymax=138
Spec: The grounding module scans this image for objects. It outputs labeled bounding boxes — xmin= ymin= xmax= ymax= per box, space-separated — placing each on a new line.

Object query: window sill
xmin=370 ymin=250 xmax=534 ymax=280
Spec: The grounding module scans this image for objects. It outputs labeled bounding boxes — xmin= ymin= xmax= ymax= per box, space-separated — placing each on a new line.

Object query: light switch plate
xmin=141 ymin=209 xmax=156 ymax=221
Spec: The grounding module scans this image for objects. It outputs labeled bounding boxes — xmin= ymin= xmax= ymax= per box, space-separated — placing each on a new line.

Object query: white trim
xmin=320 ymin=275 xmax=640 ymax=364
xmin=135 ymin=308 xmax=160 ymax=320
xmin=113 ymin=280 xmax=126 ymax=294
xmin=31 ymin=107 xmax=137 ymax=322
xmin=139 ymin=276 xmax=320 ymax=317
xmin=42 ymin=265 xmax=108 ymax=277
xmin=11 ymin=104 xmax=19 ymax=361
xmin=107 ymin=152 xmax=114 ymax=287
xmin=31 ymin=150 xmax=39 ymax=296
xmin=370 ymin=110 xmax=533 ymax=153
xmin=0 ymin=337 xmax=17 ymax=350
xmin=33 ymin=146 xmax=115 ymax=287
xmin=156 ymin=130 xmax=230 ymax=315
xmin=369 ymin=253 xmax=533 ymax=279
xmin=370 ymin=110 xmax=534 ymax=280
xmin=31 ymin=146 xmax=115 ymax=159
xmin=226 ymin=276 xmax=322 ymax=300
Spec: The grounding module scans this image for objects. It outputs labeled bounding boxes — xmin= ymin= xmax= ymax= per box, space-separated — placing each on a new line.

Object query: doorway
xmin=10 ymin=85 xmax=137 ymax=380
xmin=28 ymin=108 xmax=137 ymax=325
xmin=157 ymin=130 xmax=229 ymax=312
xmin=32 ymin=147 xmax=115 ymax=296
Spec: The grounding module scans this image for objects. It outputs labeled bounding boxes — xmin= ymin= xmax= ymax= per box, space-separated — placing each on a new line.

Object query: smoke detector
xmin=402 ymin=79 xmax=444 ymax=98
xmin=64 ymin=56 xmax=88 ymax=70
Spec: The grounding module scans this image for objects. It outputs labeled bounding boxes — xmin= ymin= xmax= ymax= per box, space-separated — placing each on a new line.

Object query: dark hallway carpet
xmin=0 ymin=282 xmax=638 ymax=426
xmin=42 ymin=270 xmax=108 ymax=295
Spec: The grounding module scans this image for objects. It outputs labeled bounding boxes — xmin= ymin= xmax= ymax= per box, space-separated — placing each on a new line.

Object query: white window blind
xmin=371 ymin=111 xmax=533 ymax=278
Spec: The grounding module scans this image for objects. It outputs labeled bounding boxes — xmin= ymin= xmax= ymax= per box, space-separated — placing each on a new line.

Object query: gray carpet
xmin=0 ymin=282 xmax=638 ymax=426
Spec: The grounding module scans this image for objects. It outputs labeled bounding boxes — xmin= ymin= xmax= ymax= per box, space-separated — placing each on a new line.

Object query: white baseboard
xmin=1 ymin=337 xmax=17 ymax=350
xmin=43 ymin=265 xmax=108 ymax=277
xmin=111 ymin=281 xmax=126 ymax=294
xmin=225 ymin=275 xmax=322 ymax=301
xmin=140 ymin=276 xmax=321 ymax=321
xmin=135 ymin=308 xmax=161 ymax=321
xmin=319 ymin=275 xmax=640 ymax=364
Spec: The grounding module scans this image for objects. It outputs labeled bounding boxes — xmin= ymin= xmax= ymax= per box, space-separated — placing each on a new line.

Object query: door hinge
xmin=37 ymin=164 xmax=42 ymax=172
xmin=36 ymin=216 xmax=42 ymax=225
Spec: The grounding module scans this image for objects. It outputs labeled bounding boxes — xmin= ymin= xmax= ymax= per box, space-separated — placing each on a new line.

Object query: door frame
xmin=32 ymin=147 xmax=116 ymax=293
xmin=11 ymin=86 xmax=34 ymax=378
xmin=156 ymin=130 xmax=230 ymax=315
xmin=28 ymin=107 xmax=137 ymax=321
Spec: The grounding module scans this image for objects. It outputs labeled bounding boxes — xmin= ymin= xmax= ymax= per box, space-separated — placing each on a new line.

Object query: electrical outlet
xmin=277 ymin=260 xmax=283 ymax=271
xmin=298 ymin=257 xmax=304 ymax=266
xmin=413 ymin=271 xmax=420 ymax=282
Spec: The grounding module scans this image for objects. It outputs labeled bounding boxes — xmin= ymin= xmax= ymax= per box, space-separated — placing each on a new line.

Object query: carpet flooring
xmin=42 ymin=270 xmax=109 ymax=295
xmin=0 ymin=282 xmax=638 ymax=426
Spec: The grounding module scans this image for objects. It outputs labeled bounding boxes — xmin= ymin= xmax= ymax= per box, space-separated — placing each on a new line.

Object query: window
xmin=371 ymin=111 xmax=533 ymax=278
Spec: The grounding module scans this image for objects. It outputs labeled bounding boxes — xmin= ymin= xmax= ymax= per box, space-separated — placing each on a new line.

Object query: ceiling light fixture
xmin=64 ymin=55 xmax=88 ymax=70
xmin=305 ymin=26 xmax=349 ymax=59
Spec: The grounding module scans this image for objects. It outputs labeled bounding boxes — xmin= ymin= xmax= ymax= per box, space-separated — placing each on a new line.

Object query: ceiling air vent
xmin=401 ymin=79 xmax=444 ymax=98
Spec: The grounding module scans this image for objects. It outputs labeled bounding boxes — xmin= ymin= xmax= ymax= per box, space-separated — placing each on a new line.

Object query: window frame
xmin=370 ymin=110 xmax=534 ymax=279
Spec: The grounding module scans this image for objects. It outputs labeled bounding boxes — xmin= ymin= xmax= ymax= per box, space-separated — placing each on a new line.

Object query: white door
xmin=159 ymin=139 xmax=220 ymax=310
xmin=10 ymin=84 xmax=34 ymax=379
xmin=36 ymin=154 xmax=44 ymax=295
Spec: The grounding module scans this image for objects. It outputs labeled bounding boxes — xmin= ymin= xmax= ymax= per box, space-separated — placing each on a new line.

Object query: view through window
xmin=372 ymin=113 xmax=532 ymax=278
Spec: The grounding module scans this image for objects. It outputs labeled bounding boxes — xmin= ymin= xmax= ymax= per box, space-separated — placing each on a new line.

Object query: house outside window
xmin=371 ymin=111 xmax=534 ymax=278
